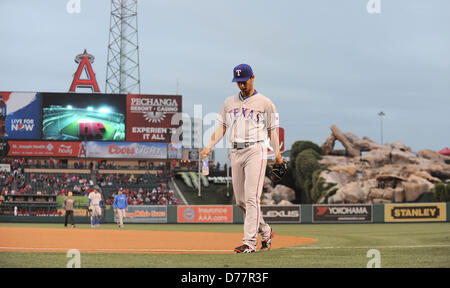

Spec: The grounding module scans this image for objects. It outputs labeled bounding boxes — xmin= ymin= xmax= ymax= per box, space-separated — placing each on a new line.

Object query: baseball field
xmin=0 ymin=222 xmax=449 ymax=268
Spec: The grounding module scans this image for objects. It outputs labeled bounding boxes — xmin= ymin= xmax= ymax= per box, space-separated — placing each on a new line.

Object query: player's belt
xmin=232 ymin=140 xmax=263 ymax=150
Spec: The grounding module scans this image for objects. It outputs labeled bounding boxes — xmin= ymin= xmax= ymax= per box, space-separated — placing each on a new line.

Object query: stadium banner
xmin=41 ymin=92 xmax=126 ymax=141
xmin=0 ymin=91 xmax=42 ymax=139
xmin=118 ymin=205 xmax=168 ymax=223
xmin=168 ymin=142 xmax=182 ymax=159
xmin=385 ymin=203 xmax=446 ymax=222
xmin=261 ymin=205 xmax=301 ymax=223
xmin=0 ymin=164 xmax=10 ymax=172
xmin=56 ymin=208 xmax=89 ymax=217
xmin=177 ymin=205 xmax=233 ymax=223
xmin=84 ymin=141 xmax=167 ymax=159
xmin=126 ymin=94 xmax=182 ymax=142
xmin=7 ymin=140 xmax=84 ymax=157
xmin=312 ymin=204 xmax=373 ymax=223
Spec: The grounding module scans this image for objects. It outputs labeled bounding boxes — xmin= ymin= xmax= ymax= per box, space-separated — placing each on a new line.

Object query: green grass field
xmin=0 ymin=222 xmax=449 ymax=268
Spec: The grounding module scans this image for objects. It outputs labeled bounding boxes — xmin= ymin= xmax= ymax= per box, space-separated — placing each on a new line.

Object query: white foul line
xmin=285 ymin=244 xmax=450 ymax=250
xmin=0 ymin=247 xmax=232 ymax=253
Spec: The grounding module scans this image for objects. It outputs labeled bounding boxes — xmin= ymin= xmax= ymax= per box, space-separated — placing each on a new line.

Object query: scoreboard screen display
xmin=41 ymin=92 xmax=126 ymax=141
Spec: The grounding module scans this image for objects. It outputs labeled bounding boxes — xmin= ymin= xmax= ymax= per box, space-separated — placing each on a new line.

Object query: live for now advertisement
xmin=0 ymin=91 xmax=42 ymax=139
xmin=313 ymin=204 xmax=373 ymax=223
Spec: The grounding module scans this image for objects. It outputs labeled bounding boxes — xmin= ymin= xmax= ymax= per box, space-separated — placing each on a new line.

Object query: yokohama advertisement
xmin=84 ymin=141 xmax=167 ymax=159
xmin=126 ymin=94 xmax=182 ymax=142
xmin=177 ymin=206 xmax=233 ymax=223
xmin=313 ymin=204 xmax=373 ymax=223
xmin=7 ymin=141 xmax=84 ymax=157
xmin=261 ymin=205 xmax=301 ymax=223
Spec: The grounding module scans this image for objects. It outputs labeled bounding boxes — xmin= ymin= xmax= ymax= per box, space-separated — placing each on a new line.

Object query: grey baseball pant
xmin=232 ymin=142 xmax=271 ymax=250
xmin=116 ymin=209 xmax=126 ymax=225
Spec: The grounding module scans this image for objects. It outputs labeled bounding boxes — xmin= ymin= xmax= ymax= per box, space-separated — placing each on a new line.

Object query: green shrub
xmin=290 ymin=140 xmax=322 ymax=163
xmin=295 ymin=149 xmax=324 ymax=203
xmin=433 ymin=183 xmax=449 ymax=202
xmin=311 ymin=169 xmax=338 ymax=203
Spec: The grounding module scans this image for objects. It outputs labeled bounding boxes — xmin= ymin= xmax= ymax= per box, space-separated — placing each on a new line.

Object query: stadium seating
xmin=177 ymin=172 xmax=209 ymax=190
xmin=1 ymin=158 xmax=177 ymax=206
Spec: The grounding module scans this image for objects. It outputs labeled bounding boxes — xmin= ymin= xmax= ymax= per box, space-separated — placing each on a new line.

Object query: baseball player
xmin=113 ymin=188 xmax=128 ymax=228
xmin=201 ymin=64 xmax=283 ymax=253
xmin=88 ymin=186 xmax=103 ymax=228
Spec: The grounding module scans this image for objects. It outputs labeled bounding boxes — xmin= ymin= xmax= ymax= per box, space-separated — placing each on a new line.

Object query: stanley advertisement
xmin=385 ymin=203 xmax=447 ymax=222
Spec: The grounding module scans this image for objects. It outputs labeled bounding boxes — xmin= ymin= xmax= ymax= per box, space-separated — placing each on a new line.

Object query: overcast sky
xmin=1 ymin=0 xmax=449 ymax=164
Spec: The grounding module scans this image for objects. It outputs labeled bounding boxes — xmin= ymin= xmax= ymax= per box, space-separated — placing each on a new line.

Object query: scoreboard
xmin=0 ymin=91 xmax=182 ymax=159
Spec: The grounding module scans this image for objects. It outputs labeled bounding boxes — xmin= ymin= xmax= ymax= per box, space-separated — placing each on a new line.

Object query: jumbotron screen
xmin=41 ymin=92 xmax=126 ymax=141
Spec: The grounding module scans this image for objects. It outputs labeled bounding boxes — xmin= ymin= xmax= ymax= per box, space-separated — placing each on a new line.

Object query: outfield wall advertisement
xmin=1 ymin=203 xmax=448 ymax=223
xmin=313 ymin=204 xmax=373 ymax=223
xmin=261 ymin=205 xmax=301 ymax=223
xmin=177 ymin=205 xmax=233 ymax=223
xmin=385 ymin=203 xmax=446 ymax=222
xmin=119 ymin=205 xmax=168 ymax=223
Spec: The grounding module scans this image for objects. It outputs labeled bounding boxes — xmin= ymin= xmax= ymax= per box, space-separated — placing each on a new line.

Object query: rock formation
xmin=319 ymin=125 xmax=450 ymax=204
xmin=262 ymin=178 xmax=296 ymax=205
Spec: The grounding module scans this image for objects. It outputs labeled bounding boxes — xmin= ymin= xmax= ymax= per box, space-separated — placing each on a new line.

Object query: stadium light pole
xmin=197 ymin=118 xmax=202 ymax=198
xmin=105 ymin=0 xmax=141 ymax=94
xmin=378 ymin=111 xmax=385 ymax=145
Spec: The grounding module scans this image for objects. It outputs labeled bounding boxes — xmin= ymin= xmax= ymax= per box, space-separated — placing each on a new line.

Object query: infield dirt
xmin=0 ymin=227 xmax=317 ymax=254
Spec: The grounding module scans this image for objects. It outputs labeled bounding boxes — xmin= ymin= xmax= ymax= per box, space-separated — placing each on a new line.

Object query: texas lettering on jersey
xmin=228 ymin=107 xmax=263 ymax=124
xmin=217 ymin=92 xmax=279 ymax=143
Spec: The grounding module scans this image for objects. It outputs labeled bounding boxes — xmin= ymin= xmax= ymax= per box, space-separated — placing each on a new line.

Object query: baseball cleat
xmin=234 ymin=244 xmax=256 ymax=254
xmin=260 ymin=228 xmax=274 ymax=251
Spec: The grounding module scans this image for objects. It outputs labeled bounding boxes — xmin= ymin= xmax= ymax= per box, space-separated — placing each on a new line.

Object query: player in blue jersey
xmin=113 ymin=188 xmax=128 ymax=228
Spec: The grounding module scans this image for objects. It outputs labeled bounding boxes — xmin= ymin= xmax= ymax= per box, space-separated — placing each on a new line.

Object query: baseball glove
xmin=268 ymin=159 xmax=289 ymax=183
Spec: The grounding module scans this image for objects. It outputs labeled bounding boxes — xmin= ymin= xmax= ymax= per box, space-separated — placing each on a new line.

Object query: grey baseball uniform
xmin=217 ymin=91 xmax=279 ymax=250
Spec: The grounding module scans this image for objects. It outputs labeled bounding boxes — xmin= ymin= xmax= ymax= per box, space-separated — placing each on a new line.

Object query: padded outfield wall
xmin=0 ymin=203 xmax=448 ymax=224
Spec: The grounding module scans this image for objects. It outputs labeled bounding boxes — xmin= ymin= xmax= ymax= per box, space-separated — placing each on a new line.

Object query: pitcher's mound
xmin=0 ymin=227 xmax=317 ymax=254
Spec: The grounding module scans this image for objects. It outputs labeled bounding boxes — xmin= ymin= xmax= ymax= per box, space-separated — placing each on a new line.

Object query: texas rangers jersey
xmin=88 ymin=192 xmax=102 ymax=206
xmin=216 ymin=92 xmax=279 ymax=143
